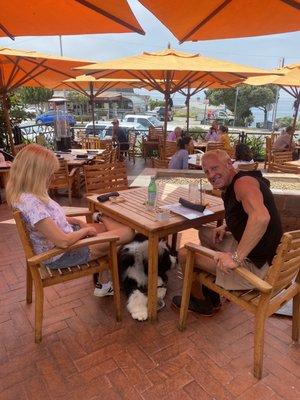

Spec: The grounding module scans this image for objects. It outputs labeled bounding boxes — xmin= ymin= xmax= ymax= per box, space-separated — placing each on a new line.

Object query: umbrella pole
xmin=89 ymin=82 xmax=96 ymax=136
xmin=2 ymin=93 xmax=15 ymax=156
xmin=186 ymin=84 xmax=191 ymax=134
xmin=292 ymin=96 xmax=299 ymax=129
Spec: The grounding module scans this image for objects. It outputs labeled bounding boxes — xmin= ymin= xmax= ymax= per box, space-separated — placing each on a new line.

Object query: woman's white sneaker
xmin=94 ymin=281 xmax=114 ymax=297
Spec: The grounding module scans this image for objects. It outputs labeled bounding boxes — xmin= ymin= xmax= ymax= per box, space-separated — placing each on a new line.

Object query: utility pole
xmin=271 ymin=57 xmax=285 ymax=130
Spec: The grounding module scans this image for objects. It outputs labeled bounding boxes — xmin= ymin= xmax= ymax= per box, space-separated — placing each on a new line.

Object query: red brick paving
xmin=0 ymin=171 xmax=299 ymax=399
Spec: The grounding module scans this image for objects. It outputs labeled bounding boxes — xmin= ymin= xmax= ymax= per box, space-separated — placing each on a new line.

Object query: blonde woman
xmin=6 ymin=144 xmax=134 ymax=297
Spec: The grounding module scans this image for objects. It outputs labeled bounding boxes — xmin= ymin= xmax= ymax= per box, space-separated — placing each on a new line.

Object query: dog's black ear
xmin=134 ymin=233 xmax=148 ymax=242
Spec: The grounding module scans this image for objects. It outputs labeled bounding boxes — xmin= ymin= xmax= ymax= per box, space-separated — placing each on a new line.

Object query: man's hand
xmin=214 ymin=252 xmax=239 ymax=274
xmin=212 ymin=225 xmax=227 ymax=245
xmin=85 ymin=227 xmax=97 ymax=237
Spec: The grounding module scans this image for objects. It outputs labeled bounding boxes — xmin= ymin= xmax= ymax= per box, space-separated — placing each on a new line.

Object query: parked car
xmin=198 ymin=110 xmax=234 ymax=126
xmin=36 ymin=110 xmax=76 ymax=126
xmin=85 ymin=121 xmax=111 ymax=136
xmin=153 ymin=107 xmax=174 ymax=121
xmin=123 ymin=114 xmax=163 ymax=129
xmin=102 ymin=122 xmax=146 ymax=140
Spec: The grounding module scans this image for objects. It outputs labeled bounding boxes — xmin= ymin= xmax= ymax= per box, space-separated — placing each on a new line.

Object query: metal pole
xmin=272 ymin=57 xmax=285 ymax=130
xmin=233 ymin=87 xmax=239 ymax=128
xmin=186 ymin=84 xmax=191 ymax=134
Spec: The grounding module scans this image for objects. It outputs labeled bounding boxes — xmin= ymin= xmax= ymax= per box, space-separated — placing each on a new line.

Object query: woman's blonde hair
xmin=6 ymin=144 xmax=59 ymax=205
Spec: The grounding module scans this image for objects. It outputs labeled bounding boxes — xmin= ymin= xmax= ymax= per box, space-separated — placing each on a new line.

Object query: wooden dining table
xmin=87 ymin=184 xmax=224 ymax=321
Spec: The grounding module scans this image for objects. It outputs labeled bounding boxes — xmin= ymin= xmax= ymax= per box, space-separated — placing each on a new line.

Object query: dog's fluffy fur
xmin=118 ymin=233 xmax=176 ymax=321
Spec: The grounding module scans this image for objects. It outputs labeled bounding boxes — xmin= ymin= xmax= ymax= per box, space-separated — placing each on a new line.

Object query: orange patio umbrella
xmin=0 ymin=0 xmax=144 ymax=40
xmin=0 ymin=47 xmax=95 ymax=154
xmin=56 ymin=75 xmax=145 ymax=134
xmin=245 ymin=66 xmax=300 ymax=128
xmin=139 ymin=0 xmax=300 ymax=42
xmin=78 ymin=47 xmax=273 ymax=134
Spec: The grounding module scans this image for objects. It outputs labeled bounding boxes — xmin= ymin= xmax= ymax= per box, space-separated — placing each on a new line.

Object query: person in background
xmin=218 ymin=125 xmax=233 ymax=155
xmin=167 ymin=126 xmax=183 ymax=141
xmin=205 ymin=120 xmax=219 ymax=142
xmin=111 ymin=118 xmax=128 ymax=151
xmin=272 ymin=126 xmax=296 ymax=154
xmin=6 ymin=144 xmax=134 ymax=297
xmin=168 ymin=136 xmax=192 ymax=169
xmin=232 ymin=143 xmax=254 ymax=169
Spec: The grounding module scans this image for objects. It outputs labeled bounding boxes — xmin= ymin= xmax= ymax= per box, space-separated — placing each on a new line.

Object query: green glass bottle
xmin=147 ymin=177 xmax=157 ymax=210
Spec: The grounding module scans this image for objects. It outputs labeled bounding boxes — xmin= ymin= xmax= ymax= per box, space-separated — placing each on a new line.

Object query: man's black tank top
xmin=222 ymin=171 xmax=282 ymax=268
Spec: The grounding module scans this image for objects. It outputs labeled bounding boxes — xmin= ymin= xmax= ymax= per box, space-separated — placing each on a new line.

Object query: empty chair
xmin=84 ymin=161 xmax=128 ymax=195
xmin=178 ymin=229 xmax=300 ymax=379
xmin=49 ymin=159 xmax=78 ymax=205
xmin=206 ymin=142 xmax=224 ymax=151
xmin=119 ymin=132 xmax=137 ymax=164
xmin=268 ymin=162 xmax=300 ymax=174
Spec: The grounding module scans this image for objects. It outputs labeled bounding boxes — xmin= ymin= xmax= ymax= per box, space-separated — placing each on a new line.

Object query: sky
xmin=1 ymin=0 xmax=300 ymax=123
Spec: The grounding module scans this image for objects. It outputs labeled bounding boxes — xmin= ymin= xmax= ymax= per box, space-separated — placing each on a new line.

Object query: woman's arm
xmin=36 ymin=218 xmax=97 ymax=249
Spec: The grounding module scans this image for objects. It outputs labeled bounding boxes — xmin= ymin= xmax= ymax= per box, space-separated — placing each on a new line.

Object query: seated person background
xmin=205 ymin=120 xmax=219 ymax=142
xmin=232 ymin=143 xmax=254 ymax=169
xmin=273 ymin=126 xmax=295 ymax=152
xmin=168 ymin=136 xmax=192 ymax=170
xmin=218 ymin=125 xmax=233 ymax=155
xmin=172 ymin=149 xmax=282 ymax=315
xmin=167 ymin=126 xmax=183 ymax=141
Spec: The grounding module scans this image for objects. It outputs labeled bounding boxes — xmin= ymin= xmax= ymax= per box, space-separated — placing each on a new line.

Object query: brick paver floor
xmin=0 ymin=158 xmax=299 ymax=399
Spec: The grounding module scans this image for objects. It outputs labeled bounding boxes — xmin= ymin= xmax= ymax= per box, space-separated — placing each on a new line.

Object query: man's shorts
xmin=198 ymin=226 xmax=269 ymax=290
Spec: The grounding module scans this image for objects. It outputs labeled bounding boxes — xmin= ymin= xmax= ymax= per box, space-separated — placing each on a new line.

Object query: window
xmin=126 ymin=117 xmax=134 ymax=122
xmin=137 ymin=118 xmax=150 ymax=127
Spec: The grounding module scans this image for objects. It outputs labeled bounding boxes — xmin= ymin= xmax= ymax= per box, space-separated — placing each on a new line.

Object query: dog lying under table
xmin=117 ymin=233 xmax=177 ymax=321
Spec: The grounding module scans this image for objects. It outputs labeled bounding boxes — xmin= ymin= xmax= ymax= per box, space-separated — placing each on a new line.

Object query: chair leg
xmin=110 ymin=242 xmax=121 ymax=322
xmin=178 ymin=250 xmax=195 ymax=331
xmin=292 ymin=293 xmax=300 ymax=342
xmin=33 ymin=279 xmax=44 ymax=343
xmin=253 ymin=312 xmax=267 ymax=379
xmin=26 ymin=263 xmax=33 ymax=303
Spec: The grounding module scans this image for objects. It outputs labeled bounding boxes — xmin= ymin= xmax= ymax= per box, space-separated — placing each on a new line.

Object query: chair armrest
xmin=27 ymin=233 xmax=119 ymax=266
xmin=62 ymin=206 xmax=92 ymax=218
xmin=184 ymin=242 xmax=273 ymax=294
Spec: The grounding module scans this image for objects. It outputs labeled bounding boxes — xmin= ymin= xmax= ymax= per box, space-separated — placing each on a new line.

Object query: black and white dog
xmin=118 ymin=233 xmax=177 ymax=321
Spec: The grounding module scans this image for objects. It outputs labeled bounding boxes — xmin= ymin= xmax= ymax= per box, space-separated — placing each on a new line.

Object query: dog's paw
xmin=157 ymin=286 xmax=167 ymax=299
xmin=127 ymin=290 xmax=148 ymax=321
xmin=131 ymin=307 xmax=148 ymax=321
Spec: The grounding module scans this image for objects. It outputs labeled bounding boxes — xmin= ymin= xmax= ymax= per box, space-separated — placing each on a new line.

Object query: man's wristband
xmin=231 ymin=251 xmax=243 ymax=265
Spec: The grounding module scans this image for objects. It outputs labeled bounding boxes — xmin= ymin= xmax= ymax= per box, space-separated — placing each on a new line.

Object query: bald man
xmin=173 ymin=150 xmax=282 ymax=315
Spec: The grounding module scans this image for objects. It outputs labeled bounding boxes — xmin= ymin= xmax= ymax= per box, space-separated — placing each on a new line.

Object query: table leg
xmin=147 ymin=233 xmax=159 ymax=321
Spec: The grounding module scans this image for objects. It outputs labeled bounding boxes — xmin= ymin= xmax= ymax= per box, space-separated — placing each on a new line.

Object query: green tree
xmin=206 ymin=84 xmax=276 ymax=127
xmin=17 ymin=87 xmax=53 ymax=109
xmin=148 ymin=99 xmax=164 ymax=110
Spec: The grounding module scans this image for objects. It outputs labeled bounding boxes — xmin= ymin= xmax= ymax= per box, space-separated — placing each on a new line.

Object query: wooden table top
xmin=87 ymin=184 xmax=224 ymax=235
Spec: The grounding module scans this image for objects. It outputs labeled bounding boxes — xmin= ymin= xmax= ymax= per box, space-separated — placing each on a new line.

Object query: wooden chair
xmin=264 ymin=136 xmax=272 ymax=170
xmin=272 ymin=151 xmax=293 ymax=165
xmin=13 ymin=209 xmax=121 ymax=343
xmin=237 ymin=162 xmax=259 ymax=171
xmin=206 ymin=142 xmax=224 ymax=151
xmin=14 ymin=143 xmax=28 ymax=154
xmin=269 ymin=163 xmax=300 ymax=174
xmin=151 ymin=158 xmax=169 ymax=168
xmin=84 ymin=161 xmax=128 ymax=195
xmin=49 ymin=159 xmax=78 ymax=205
xmin=159 ymin=139 xmax=177 ymax=160
xmin=119 ymin=132 xmax=137 ymax=164
xmin=81 ymin=137 xmax=101 ymax=149
xmin=178 ymin=229 xmax=300 ymax=379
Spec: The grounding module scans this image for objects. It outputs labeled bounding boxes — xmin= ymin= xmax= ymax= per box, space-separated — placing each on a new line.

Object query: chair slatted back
xmin=148 ymin=127 xmax=164 ymax=141
xmin=84 ymin=161 xmax=128 ymax=194
xmin=238 ymin=162 xmax=259 ymax=171
xmin=206 ymin=142 xmax=224 ymax=151
xmin=49 ymin=159 xmax=69 ymax=189
xmin=81 ymin=137 xmax=101 ymax=149
xmin=14 ymin=210 xmax=36 ymax=259
xmin=269 ymin=163 xmax=300 ymax=174
xmin=272 ymin=151 xmax=293 ymax=164
xmin=151 ymin=158 xmax=169 ymax=168
xmin=164 ymin=140 xmax=177 ymax=158
xmin=99 ymin=139 xmax=113 ymax=150
xmin=265 ymin=230 xmax=300 ymax=292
